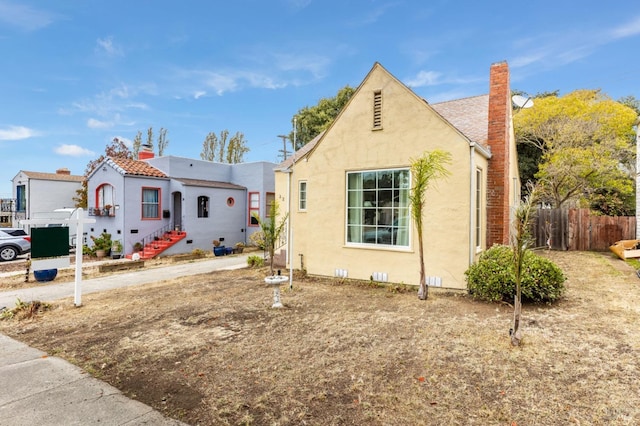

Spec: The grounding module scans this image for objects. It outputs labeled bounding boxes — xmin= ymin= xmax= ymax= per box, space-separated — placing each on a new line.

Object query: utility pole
xmin=277 ymin=134 xmax=289 ymax=161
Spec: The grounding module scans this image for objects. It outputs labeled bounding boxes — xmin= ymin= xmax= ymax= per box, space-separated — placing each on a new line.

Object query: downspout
xmin=282 ymin=167 xmax=293 ymax=290
xmin=469 ymin=142 xmax=476 ymax=267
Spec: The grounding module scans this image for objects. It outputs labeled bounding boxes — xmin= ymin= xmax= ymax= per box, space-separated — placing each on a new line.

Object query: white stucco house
xmin=11 ymin=168 xmax=84 ymax=228
xmin=87 ymin=148 xmax=276 ymax=258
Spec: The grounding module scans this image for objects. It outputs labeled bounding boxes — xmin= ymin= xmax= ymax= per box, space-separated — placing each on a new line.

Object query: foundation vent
xmin=372 ymin=272 xmax=388 ymax=282
xmin=426 ymin=276 xmax=442 ymax=287
xmin=334 ymin=269 xmax=348 ymax=278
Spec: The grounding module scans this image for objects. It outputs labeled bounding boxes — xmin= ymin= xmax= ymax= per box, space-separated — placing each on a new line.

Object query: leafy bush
xmin=249 ymin=231 xmax=265 ymax=250
xmin=465 ymin=245 xmax=566 ymax=303
xmin=247 ymin=255 xmax=264 ymax=268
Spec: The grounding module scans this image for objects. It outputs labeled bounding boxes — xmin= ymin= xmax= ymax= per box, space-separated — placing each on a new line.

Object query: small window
xmin=266 ymin=192 xmax=275 ymax=217
xmin=227 ymin=197 xmax=235 ymax=207
xmin=299 ymin=181 xmax=307 ymax=211
xmin=249 ymin=192 xmax=260 ymax=226
xmin=198 ymin=196 xmax=209 ymax=218
xmin=373 ymin=90 xmax=382 ymax=129
xmin=475 ymin=168 xmax=482 ymax=249
xmin=16 ymin=185 xmax=26 ymax=212
xmin=142 ymin=188 xmax=160 ymax=219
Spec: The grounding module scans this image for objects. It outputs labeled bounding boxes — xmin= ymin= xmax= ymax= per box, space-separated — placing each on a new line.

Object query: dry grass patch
xmin=1 ymin=251 xmax=640 ymax=425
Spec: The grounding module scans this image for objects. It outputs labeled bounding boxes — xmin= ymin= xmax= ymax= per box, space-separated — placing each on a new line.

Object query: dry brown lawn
xmin=1 ymin=250 xmax=640 ymax=425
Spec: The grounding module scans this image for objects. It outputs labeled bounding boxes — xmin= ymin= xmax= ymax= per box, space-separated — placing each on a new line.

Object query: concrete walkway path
xmin=0 ymin=254 xmax=250 ymax=425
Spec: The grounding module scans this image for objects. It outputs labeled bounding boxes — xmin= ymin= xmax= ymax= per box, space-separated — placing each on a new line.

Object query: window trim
xmin=298 ymin=180 xmax=307 ymax=211
xmin=265 ymin=192 xmax=275 ymax=217
xmin=197 ymin=195 xmax=209 ymax=218
xmin=475 ymin=168 xmax=483 ymax=250
xmin=248 ymin=192 xmax=260 ymax=226
xmin=141 ymin=187 xmax=161 ymax=220
xmin=345 ymin=167 xmax=411 ymax=249
xmin=96 ymin=183 xmax=115 ymax=210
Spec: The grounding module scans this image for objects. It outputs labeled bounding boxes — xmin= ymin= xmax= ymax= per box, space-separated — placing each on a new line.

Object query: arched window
xmin=198 ymin=196 xmax=209 ymax=218
xmin=96 ymin=184 xmax=115 ymax=210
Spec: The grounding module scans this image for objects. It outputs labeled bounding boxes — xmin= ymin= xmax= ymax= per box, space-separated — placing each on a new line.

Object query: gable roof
xmin=19 ymin=170 xmax=84 ymax=182
xmin=431 ymin=95 xmax=489 ymax=147
xmin=107 ymin=157 xmax=168 ymax=178
xmin=277 ymin=64 xmax=491 ymax=170
xmin=173 ymin=177 xmax=245 ymax=190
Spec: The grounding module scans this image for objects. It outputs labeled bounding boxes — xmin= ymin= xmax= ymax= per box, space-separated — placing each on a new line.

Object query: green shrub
xmin=465 ymin=245 xmax=566 ymax=303
xmin=249 ymin=231 xmax=265 ymax=250
xmin=247 ymin=255 xmax=264 ymax=268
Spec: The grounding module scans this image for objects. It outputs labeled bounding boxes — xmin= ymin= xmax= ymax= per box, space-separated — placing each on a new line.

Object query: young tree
xmin=132 ymin=131 xmax=142 ymax=158
xmin=253 ymin=200 xmax=288 ymax=277
xmin=146 ymin=127 xmax=154 ymax=152
xmin=73 ymin=137 xmax=133 ymax=208
xmin=201 ymin=132 xmax=218 ymax=161
xmin=226 ymin=131 xmax=249 ymax=163
xmin=200 ymin=130 xmax=249 ymax=163
xmin=510 ymin=183 xmax=539 ymax=346
xmin=409 ymin=149 xmax=452 ymax=300
xmin=289 ymin=85 xmax=355 ymax=150
xmin=157 ymin=127 xmax=169 ymax=156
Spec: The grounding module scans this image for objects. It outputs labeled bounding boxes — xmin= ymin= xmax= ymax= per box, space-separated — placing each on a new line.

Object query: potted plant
xmin=111 ymin=239 xmax=123 ymax=259
xmin=234 ymin=242 xmax=245 ymax=254
xmin=90 ymin=232 xmax=112 ymax=258
xmin=103 ymin=204 xmax=113 ymax=216
xmin=133 ymin=242 xmax=144 ymax=252
xmin=213 ymin=239 xmax=225 ymax=256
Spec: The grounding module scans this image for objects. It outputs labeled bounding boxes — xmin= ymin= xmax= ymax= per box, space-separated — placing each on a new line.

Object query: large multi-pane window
xmin=142 ymin=188 xmax=160 ymax=219
xmin=346 ymin=168 xmax=410 ymax=247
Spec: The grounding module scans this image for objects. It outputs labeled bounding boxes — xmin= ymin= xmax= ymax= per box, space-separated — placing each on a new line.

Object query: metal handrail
xmin=138 ymin=223 xmax=181 ymax=249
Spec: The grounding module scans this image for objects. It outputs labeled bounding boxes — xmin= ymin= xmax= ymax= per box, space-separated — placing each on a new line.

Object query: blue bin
xmin=34 ymin=269 xmax=58 ymax=282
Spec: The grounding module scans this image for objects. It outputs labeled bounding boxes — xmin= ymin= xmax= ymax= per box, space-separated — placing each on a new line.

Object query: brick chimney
xmin=486 ymin=61 xmax=512 ymax=246
xmin=138 ymin=143 xmax=155 ymax=160
xmin=56 ymin=168 xmax=71 ymax=175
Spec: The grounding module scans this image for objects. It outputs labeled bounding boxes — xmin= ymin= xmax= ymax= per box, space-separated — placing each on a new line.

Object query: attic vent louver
xmin=373 ymin=90 xmax=382 ymax=129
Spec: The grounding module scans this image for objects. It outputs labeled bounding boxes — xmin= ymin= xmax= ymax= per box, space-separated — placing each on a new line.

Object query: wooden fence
xmin=532 ymin=208 xmax=636 ymax=251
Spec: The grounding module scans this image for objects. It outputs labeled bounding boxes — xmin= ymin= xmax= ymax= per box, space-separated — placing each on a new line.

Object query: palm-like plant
xmin=409 ymin=149 xmax=452 ymax=300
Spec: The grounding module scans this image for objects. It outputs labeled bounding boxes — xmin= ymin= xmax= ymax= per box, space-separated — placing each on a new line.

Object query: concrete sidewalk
xmin=0 ymin=254 xmax=250 ymax=425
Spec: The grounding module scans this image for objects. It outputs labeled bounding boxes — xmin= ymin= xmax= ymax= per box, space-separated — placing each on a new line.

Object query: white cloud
xmin=0 ymin=1 xmax=56 ymax=31
xmin=0 ymin=125 xmax=38 ymax=140
xmin=194 ymin=91 xmax=206 ymax=99
xmin=87 ymin=118 xmax=111 ymax=129
xmin=405 ymin=70 xmax=442 ymax=87
xmin=96 ymin=36 xmax=124 ymax=57
xmin=610 ymin=15 xmax=640 ymax=39
xmin=55 ymin=144 xmax=95 ymax=157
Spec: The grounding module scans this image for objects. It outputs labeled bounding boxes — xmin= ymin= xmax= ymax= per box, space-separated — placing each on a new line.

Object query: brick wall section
xmin=486 ymin=61 xmax=511 ymax=246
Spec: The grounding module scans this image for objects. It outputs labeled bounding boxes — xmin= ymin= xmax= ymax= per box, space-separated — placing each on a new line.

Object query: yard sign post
xmin=21 ymin=208 xmax=95 ymax=307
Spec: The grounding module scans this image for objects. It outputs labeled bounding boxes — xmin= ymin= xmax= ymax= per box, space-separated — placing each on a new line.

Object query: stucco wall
xmin=280 ymin=65 xmax=487 ymax=290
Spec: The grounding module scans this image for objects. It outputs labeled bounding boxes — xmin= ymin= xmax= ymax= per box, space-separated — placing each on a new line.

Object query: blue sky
xmin=1 ymin=0 xmax=639 ymax=197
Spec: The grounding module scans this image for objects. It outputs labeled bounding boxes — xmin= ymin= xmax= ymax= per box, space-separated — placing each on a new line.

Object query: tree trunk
xmin=417 ymin=233 xmax=428 ymax=300
xmin=511 ymin=292 xmax=522 ymax=346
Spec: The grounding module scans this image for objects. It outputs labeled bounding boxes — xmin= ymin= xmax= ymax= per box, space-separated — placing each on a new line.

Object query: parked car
xmin=0 ymin=228 xmax=31 ymax=261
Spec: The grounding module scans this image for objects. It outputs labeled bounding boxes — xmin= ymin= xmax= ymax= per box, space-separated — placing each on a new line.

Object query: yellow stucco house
xmin=275 ymin=61 xmax=520 ymax=290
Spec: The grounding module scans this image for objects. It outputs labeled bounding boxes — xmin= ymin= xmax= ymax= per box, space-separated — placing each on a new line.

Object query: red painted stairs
xmin=126 ymin=230 xmax=187 ymax=260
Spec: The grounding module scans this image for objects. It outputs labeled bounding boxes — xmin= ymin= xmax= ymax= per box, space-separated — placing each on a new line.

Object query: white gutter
xmin=469 ymin=143 xmax=476 ymax=267
xmin=281 ymin=167 xmax=294 ymax=290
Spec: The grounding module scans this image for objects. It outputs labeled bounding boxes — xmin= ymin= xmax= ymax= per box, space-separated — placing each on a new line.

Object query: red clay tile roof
xmin=431 ymin=94 xmax=489 ymax=147
xmin=20 ymin=171 xmax=84 ymax=182
xmin=107 ymin=157 xmax=168 ymax=178
xmin=173 ymin=177 xmax=245 ymax=190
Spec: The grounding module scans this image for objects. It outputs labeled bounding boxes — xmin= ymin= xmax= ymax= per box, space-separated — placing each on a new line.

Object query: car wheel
xmin=0 ymin=246 xmax=18 ymax=261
